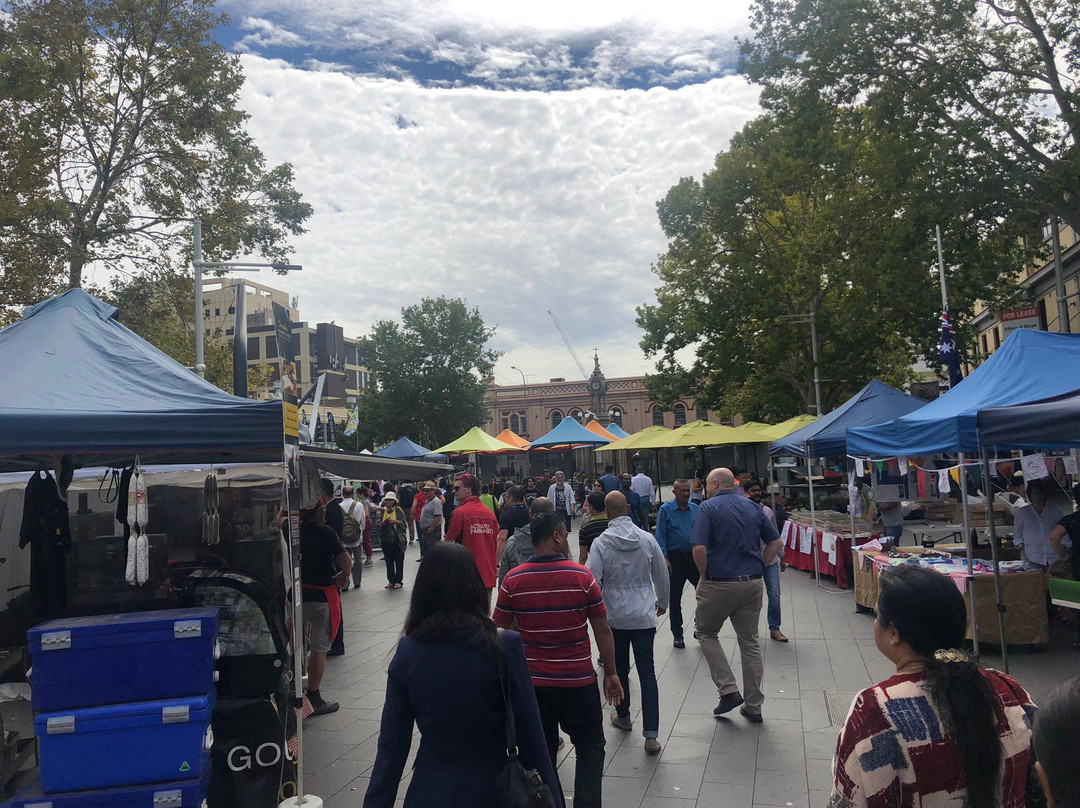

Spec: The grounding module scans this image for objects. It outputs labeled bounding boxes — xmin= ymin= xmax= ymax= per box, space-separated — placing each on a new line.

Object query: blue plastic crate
xmin=28 ymin=608 xmax=218 ymax=712
xmin=35 ymin=691 xmax=215 ymax=794
xmin=11 ymin=767 xmax=210 ymax=807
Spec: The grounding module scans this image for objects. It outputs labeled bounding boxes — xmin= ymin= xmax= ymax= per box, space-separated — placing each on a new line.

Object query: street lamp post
xmin=511 ymin=365 xmax=529 ymax=477
xmin=192 ymin=219 xmax=302 ymax=377
xmin=778 ymin=307 xmax=823 ymax=416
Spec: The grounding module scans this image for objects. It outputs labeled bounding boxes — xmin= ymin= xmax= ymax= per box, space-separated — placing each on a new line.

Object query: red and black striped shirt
xmin=493 ymin=554 xmax=606 ymax=688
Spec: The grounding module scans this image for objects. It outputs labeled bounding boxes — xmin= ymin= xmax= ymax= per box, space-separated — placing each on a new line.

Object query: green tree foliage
xmin=105 ymin=267 xmax=273 ymax=395
xmin=0 ymin=0 xmax=312 ymax=308
xmin=742 ymin=0 xmax=1080 ymax=232
xmin=355 ymin=297 xmax=501 ymax=451
xmin=638 ymin=102 xmax=1031 ymax=420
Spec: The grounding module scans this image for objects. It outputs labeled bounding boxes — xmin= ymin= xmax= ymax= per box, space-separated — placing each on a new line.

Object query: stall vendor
xmin=1013 ymin=481 xmax=1065 ymax=573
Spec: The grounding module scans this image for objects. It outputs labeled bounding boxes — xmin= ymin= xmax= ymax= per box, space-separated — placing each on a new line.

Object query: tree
xmin=742 ymin=0 xmax=1080 ymax=232
xmin=0 ymin=0 xmax=311 ymax=308
xmin=638 ymin=103 xmax=1031 ymax=420
xmin=355 ymin=297 xmax=501 ymax=451
xmin=105 ymin=267 xmax=273 ymax=395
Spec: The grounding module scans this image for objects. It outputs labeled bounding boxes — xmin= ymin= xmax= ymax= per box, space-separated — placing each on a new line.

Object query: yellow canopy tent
xmin=432 ymin=427 xmax=521 ymax=455
xmin=595 ymin=425 xmax=673 ymax=453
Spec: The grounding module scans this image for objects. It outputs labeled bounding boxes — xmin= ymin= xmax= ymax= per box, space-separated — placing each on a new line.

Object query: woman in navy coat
xmin=364 ymin=542 xmax=564 ymax=808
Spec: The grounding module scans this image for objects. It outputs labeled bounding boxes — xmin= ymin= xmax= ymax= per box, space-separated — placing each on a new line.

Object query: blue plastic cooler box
xmin=28 ymin=607 xmax=218 ymax=712
xmin=11 ymin=767 xmax=210 ymax=807
xmin=34 ymin=691 xmax=215 ymax=794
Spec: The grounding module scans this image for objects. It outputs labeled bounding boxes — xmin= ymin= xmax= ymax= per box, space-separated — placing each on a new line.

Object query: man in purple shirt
xmin=692 ymin=468 xmax=782 ymax=723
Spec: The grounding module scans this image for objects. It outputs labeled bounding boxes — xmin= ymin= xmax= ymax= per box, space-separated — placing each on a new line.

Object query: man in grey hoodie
xmin=497 ymin=497 xmax=555 ymax=585
xmin=585 ymin=491 xmax=670 ymax=754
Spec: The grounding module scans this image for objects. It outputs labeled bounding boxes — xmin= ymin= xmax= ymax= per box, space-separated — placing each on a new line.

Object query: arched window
xmin=551 ymin=410 xmax=563 ymax=428
xmin=674 ymin=403 xmax=687 ymax=426
xmin=609 ymin=407 xmax=623 ymax=427
xmin=652 ymin=407 xmax=665 ymax=427
xmin=510 ymin=414 xmax=520 ymax=433
xmin=696 ymin=406 xmax=708 ymax=421
xmin=569 ymin=408 xmax=584 ymax=423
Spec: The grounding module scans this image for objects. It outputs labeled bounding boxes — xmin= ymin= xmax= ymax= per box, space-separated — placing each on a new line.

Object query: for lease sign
xmin=999 ymin=306 xmax=1040 ymax=335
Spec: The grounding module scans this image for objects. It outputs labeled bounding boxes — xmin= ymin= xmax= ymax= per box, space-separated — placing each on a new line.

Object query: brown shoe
xmin=770 ymin=630 xmax=789 ymax=642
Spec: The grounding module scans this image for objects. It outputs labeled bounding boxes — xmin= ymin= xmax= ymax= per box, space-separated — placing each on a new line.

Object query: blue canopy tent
xmin=0 ymin=289 xmax=283 ymax=471
xmin=845 ymin=330 xmax=1080 ymax=672
xmin=769 ymin=379 xmax=927 ymax=458
xmin=977 ymin=387 xmax=1080 ymax=450
xmin=374 ymin=436 xmax=448 ymax=463
xmin=529 ymin=418 xmax=612 ymax=448
xmin=605 ymin=423 xmax=631 ymax=439
xmin=847 ymin=330 xmax=1080 ymax=457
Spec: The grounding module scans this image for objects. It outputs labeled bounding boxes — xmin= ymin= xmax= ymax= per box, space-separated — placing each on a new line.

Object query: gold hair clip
xmin=933 ymin=648 xmax=968 ymax=664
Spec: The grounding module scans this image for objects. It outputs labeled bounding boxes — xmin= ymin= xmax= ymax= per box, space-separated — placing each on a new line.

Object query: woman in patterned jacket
xmin=830 ymin=564 xmax=1038 ymax=808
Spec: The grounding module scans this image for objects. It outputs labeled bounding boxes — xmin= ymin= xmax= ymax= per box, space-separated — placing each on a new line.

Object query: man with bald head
xmin=586 ymin=491 xmax=669 ymax=754
xmin=691 ymin=468 xmax=782 ymax=723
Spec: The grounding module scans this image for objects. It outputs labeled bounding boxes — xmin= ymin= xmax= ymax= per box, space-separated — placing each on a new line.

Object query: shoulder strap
xmin=495 ymin=628 xmax=519 ymax=758
xmin=346 ymin=500 xmax=359 ymax=518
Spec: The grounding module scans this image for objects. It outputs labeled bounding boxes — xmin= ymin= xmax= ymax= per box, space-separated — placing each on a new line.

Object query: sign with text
xmin=999 ymin=306 xmax=1040 ymax=336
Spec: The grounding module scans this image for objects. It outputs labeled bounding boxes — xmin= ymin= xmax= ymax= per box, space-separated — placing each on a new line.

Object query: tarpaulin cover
xmin=848 ymin=329 xmax=1080 ymax=456
xmin=977 ymin=387 xmax=1080 ymax=450
xmin=373 ymin=436 xmax=447 ymax=462
xmin=770 ymin=379 xmax=925 ymax=458
xmin=0 ymin=289 xmax=283 ymax=470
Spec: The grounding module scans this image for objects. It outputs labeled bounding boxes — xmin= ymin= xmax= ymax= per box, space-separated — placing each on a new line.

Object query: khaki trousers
xmin=694 ymin=579 xmax=766 ymax=711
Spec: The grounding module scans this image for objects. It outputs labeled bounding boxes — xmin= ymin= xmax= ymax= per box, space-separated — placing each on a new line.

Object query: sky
xmin=209 ymin=0 xmax=762 ymax=388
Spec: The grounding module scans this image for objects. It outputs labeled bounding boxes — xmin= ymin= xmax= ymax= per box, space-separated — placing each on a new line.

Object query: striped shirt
xmin=493 ymin=554 xmax=606 ymax=688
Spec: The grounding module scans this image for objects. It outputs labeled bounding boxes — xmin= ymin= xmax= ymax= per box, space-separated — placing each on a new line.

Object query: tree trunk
xmin=67 ymin=257 xmax=84 ymax=289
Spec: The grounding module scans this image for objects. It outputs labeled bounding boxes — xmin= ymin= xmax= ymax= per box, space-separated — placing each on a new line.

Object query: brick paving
xmin=306 ymin=530 xmax=1079 ymax=808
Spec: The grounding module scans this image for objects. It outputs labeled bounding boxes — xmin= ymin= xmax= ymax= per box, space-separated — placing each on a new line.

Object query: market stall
xmin=780 ymin=512 xmax=878 ymax=589
xmin=851 ymin=546 xmax=1049 ymax=645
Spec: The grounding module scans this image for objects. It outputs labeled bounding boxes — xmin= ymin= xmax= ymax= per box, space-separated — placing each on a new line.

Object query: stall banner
xmin=799 ymin=525 xmax=813 ymax=555
xmin=782 ymin=520 xmax=796 ymax=550
xmin=1065 ymin=456 xmax=1078 ymax=476
xmin=898 ymin=457 xmax=909 ymax=476
xmin=1021 ymin=454 xmax=1049 ymax=480
xmin=855 ymin=458 xmax=865 ymax=477
xmin=938 ymin=470 xmax=951 ymax=494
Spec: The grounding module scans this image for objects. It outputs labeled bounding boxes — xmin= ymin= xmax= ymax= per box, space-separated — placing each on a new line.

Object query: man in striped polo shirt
xmin=494 ymin=510 xmax=622 ymax=808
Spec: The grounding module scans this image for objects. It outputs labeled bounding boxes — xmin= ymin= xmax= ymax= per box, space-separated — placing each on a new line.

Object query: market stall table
xmin=852 ymin=546 xmax=1049 ymax=646
xmin=780 ymin=512 xmax=878 ymax=590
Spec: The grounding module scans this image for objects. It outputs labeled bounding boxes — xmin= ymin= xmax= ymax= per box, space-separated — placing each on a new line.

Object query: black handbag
xmin=494 ymin=629 xmax=558 ymax=808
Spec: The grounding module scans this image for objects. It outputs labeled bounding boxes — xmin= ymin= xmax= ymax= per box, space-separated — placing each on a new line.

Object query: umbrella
xmin=529 ymin=418 xmax=612 ymax=448
xmin=605 ymin=423 xmax=631 ymax=439
xmin=595 ymin=426 xmax=672 ymax=453
xmin=584 ymin=421 xmax=619 ymax=441
xmin=758 ymin=414 xmax=818 ymax=441
xmin=492 ymin=429 xmax=531 ymax=449
xmin=657 ymin=420 xmax=741 ymax=449
xmin=432 ymin=427 xmax=521 ymax=455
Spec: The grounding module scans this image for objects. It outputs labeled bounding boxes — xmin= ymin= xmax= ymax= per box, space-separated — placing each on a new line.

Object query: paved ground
xmin=306 ymin=531 xmax=1080 ymax=808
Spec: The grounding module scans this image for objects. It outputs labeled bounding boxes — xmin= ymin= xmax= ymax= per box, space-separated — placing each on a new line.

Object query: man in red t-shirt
xmin=494 ymin=511 xmax=622 ymax=808
xmin=443 ymin=473 xmax=500 ymax=604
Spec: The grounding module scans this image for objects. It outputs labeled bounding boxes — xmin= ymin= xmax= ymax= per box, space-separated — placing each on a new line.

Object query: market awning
xmin=492 ymin=429 xmax=531 ymax=449
xmin=432 ymin=427 xmax=521 ymax=454
xmin=373 ymin=436 xmax=448 ymax=462
xmin=656 ymin=420 xmax=740 ymax=449
xmin=584 ymin=421 xmax=619 ymax=441
xmin=595 ymin=426 xmax=672 ymax=452
xmin=604 ymin=423 xmax=631 ymax=439
xmin=529 ymin=418 xmax=611 ymax=448
xmin=758 ymin=415 xmax=818 ymax=440
xmin=977 ymin=386 xmax=1080 ymax=450
xmin=300 ymin=448 xmax=454 ymax=480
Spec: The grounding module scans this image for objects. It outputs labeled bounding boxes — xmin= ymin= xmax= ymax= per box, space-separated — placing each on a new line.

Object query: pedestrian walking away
xmin=444 ymin=473 xmax=499 ymax=607
xmin=494 ymin=511 xmax=623 ymax=808
xmin=745 ymin=478 xmax=788 ymax=642
xmin=339 ymin=484 xmax=366 ymax=589
xmin=497 ymin=496 xmax=553 ymax=586
xmin=653 ymin=479 xmax=699 ymax=648
xmin=691 ymin=468 xmax=782 ymax=723
xmin=585 ymin=491 xmax=669 ymax=755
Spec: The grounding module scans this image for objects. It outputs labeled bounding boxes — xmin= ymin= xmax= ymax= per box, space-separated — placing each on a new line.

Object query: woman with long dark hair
xmin=364 ymin=542 xmax=563 ymax=808
xmin=830 ymin=564 xmax=1038 ymax=808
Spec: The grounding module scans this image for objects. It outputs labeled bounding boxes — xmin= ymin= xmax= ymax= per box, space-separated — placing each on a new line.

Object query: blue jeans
xmin=612 ymin=627 xmax=659 ymax=739
xmin=763 ymin=562 xmax=782 ymax=632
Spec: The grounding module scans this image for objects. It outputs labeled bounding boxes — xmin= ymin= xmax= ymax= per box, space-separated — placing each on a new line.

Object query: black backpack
xmin=398 ymin=484 xmax=417 ymax=508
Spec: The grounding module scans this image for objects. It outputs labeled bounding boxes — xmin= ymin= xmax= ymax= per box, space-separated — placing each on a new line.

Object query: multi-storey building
xmin=204 ymin=278 xmax=373 ymax=420
xmin=971 ymin=220 xmax=1080 ymax=357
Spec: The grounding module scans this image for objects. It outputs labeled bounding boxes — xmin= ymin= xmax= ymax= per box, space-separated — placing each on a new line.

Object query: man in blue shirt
xmin=654 ymin=479 xmax=699 ymax=649
xmin=599 ymin=465 xmax=621 ymax=493
xmin=691 ymin=468 xmax=782 ymax=723
xmin=618 ymin=473 xmax=646 ymax=529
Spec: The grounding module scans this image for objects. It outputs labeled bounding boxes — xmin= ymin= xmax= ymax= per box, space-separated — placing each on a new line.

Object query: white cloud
xmin=219 ymin=0 xmax=751 ymax=88
xmin=235 ymin=17 xmax=307 ymax=51
xmin=234 ymin=56 xmax=760 ymax=383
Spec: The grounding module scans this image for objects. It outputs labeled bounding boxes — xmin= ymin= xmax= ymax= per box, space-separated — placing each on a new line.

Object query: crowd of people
xmin=294 ymin=465 xmax=1078 ymax=808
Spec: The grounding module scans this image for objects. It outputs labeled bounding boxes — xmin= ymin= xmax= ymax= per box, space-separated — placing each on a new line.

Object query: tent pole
xmin=959 ymin=452 xmax=980 ymax=659
xmin=654 ymin=448 xmax=663 ymax=503
xmin=808 ymin=454 xmax=821 ymax=587
xmin=980 ymin=450 xmax=1009 ymax=673
xmin=848 ymin=458 xmax=857 ymax=555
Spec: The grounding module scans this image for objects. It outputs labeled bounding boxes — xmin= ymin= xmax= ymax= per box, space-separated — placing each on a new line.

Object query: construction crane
xmin=548 ymin=310 xmax=589 ymax=380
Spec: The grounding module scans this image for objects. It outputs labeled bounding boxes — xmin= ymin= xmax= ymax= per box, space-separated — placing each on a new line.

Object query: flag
xmin=326 ymin=413 xmax=337 ymax=444
xmin=344 ymin=406 xmax=358 ymax=437
xmin=939 ymin=305 xmax=963 ymax=388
